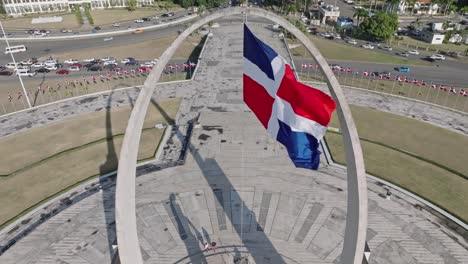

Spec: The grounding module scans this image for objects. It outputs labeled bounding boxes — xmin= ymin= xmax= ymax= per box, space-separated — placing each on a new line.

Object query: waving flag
xmin=309 ymin=64 xmax=315 ymax=69
xmin=243 ymin=25 xmax=336 ymax=170
xmin=183 ymin=63 xmax=189 ymax=69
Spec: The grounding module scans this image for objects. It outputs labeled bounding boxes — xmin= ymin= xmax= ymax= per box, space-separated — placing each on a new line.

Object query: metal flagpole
xmin=390 ymin=77 xmax=397 ymax=95
xmin=0 ymin=20 xmax=32 ymax=108
xmin=435 ymin=84 xmax=442 ymax=104
xmin=424 ymin=81 xmax=432 ymax=102
xmin=462 ymin=96 xmax=468 ymax=112
xmin=453 ymin=91 xmax=460 ymax=110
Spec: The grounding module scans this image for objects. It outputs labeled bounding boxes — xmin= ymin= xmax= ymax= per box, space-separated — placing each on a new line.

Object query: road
xmin=0 ymin=11 xmax=466 ymax=86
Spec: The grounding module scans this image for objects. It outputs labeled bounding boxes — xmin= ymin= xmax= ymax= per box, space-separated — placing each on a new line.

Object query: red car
xmin=138 ymin=66 xmax=152 ymax=72
xmin=70 ymin=63 xmax=82 ymax=68
xmin=56 ymin=69 xmax=69 ymax=75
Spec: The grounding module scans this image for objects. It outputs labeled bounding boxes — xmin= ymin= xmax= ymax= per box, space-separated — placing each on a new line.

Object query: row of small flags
xmin=7 ymin=62 xmax=199 ymax=102
xmin=299 ymin=63 xmax=467 ymax=96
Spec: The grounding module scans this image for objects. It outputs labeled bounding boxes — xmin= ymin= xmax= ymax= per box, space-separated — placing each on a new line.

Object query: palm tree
xmin=354 ymin=8 xmax=369 ymax=25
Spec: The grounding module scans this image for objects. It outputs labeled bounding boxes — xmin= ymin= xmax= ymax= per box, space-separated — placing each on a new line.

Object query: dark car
xmin=88 ymin=65 xmax=102 ymax=71
xmin=94 ymin=26 xmax=101 ymax=30
xmin=142 ymin=17 xmax=151 ymax=21
xmin=35 ymin=68 xmax=50 ymax=73
xmin=125 ymin=61 xmax=139 ymax=66
xmin=83 ymin=63 xmax=96 ymax=68
xmin=0 ymin=70 xmax=13 ymax=76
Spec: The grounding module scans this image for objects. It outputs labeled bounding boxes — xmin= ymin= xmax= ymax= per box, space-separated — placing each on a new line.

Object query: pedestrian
xmin=203 ymin=242 xmax=210 ymax=251
xmin=210 ymin=242 xmax=217 ymax=252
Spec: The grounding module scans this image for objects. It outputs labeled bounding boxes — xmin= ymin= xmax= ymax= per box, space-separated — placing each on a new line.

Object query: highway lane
xmin=0 ymin=23 xmax=187 ymax=65
xmin=295 ymin=58 xmax=468 ymax=87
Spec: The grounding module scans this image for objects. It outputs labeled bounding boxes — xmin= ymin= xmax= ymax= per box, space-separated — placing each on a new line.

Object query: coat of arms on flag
xmin=243 ymin=25 xmax=336 ymax=170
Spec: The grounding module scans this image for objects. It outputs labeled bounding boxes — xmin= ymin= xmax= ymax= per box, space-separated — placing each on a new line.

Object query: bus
xmin=5 ymin=45 xmax=27 ymax=55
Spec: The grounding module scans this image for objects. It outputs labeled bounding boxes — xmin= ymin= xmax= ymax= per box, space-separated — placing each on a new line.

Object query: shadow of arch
xmin=115 ymin=6 xmax=367 ymax=264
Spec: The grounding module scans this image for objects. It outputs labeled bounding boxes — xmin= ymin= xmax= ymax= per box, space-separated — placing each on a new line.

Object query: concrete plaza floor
xmin=0 ymin=22 xmax=467 ymax=264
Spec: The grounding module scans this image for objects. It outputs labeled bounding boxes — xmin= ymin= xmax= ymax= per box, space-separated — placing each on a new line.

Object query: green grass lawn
xmin=325 ymin=105 xmax=468 ymax=223
xmin=289 ymin=36 xmax=431 ymax=66
xmin=1 ymin=13 xmax=80 ymax=29
xmin=391 ymin=36 xmax=467 ymax=54
xmin=91 ymin=7 xmax=182 ymax=26
xmin=0 ymin=98 xmax=181 ymax=228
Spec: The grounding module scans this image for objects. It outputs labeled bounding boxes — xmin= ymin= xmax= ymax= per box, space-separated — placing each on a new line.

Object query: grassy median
xmin=0 ymin=97 xmax=181 ymax=228
xmin=326 ymin=105 xmax=468 ymax=222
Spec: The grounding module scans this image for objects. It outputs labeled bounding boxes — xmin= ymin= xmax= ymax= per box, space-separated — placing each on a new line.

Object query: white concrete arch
xmin=115 ymin=7 xmax=367 ymax=264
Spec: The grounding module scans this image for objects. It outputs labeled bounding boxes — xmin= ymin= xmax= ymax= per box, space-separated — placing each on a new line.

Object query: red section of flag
xmin=243 ymin=74 xmax=274 ymax=128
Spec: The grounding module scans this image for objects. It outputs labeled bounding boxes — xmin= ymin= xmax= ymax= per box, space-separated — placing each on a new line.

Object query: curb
xmin=2 ymin=15 xmax=198 ymax=41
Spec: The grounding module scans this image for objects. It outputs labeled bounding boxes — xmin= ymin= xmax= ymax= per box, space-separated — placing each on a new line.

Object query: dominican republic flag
xmin=243 ymin=25 xmax=336 ymax=170
xmin=460 ymin=89 xmax=467 ymax=96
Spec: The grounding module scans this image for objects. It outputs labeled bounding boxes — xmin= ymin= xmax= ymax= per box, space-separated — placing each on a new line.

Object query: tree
xmin=353 ymin=8 xmax=369 ymax=26
xmin=359 ymin=11 xmax=398 ymax=41
xmin=127 ymin=0 xmax=137 ymax=11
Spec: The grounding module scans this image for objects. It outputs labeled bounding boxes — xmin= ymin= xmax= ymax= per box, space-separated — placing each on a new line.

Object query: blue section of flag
xmin=243 ymin=24 xmax=278 ymax=80
xmin=276 ymin=120 xmax=321 ymax=170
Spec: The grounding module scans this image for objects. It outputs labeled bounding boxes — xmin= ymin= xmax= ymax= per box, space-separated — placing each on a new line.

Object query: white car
xmin=101 ymin=57 xmax=115 ymax=62
xmin=112 ymin=23 xmax=120 ymax=27
xmin=361 ymin=44 xmax=375 ymax=49
xmin=407 ymin=50 xmax=419 ymax=55
xmin=354 ymin=5 xmax=363 ymax=9
xmin=16 ymin=70 xmax=36 ymax=77
xmin=64 ymin=59 xmax=78 ymax=64
xmin=319 ymin=32 xmax=331 ymax=38
xmin=345 ymin=0 xmax=354 ymax=4
xmin=19 ymin=59 xmax=34 ymax=65
xmin=380 ymin=45 xmax=392 ymax=51
xmin=31 ymin=62 xmax=45 ymax=68
xmin=151 ymin=59 xmax=159 ymax=65
xmin=103 ymin=37 xmax=114 ymax=41
xmin=399 ymin=52 xmax=409 ymax=57
xmin=5 ymin=62 xmax=18 ymax=69
xmin=68 ymin=66 xmax=80 ymax=71
xmin=141 ymin=62 xmax=154 ymax=67
xmin=103 ymin=61 xmax=117 ymax=66
xmin=45 ymin=65 xmax=58 ymax=70
xmin=134 ymin=19 xmax=144 ymax=23
xmin=82 ymin=58 xmax=96 ymax=62
xmin=347 ymin=39 xmax=357 ymax=44
xmin=430 ymin=54 xmax=446 ymax=60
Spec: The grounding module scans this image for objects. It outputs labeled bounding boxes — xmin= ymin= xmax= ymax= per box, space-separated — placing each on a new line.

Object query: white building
xmin=318 ymin=5 xmax=340 ymax=24
xmin=2 ymin=0 xmax=152 ymax=15
xmin=420 ymin=29 xmax=445 ymax=44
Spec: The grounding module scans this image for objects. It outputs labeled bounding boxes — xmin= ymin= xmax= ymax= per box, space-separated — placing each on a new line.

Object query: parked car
xmin=398 ymin=66 xmax=410 ymax=72
xmin=347 ymin=39 xmax=357 ymax=45
xmin=125 ymin=60 xmax=139 ymax=66
xmin=101 ymin=57 xmax=115 ymax=62
xmin=83 ymin=63 xmax=96 ymax=68
xmin=407 ymin=49 xmax=419 ymax=55
xmin=31 ymin=62 xmax=45 ymax=68
xmin=68 ymin=66 xmax=80 ymax=71
xmin=35 ymin=67 xmax=50 ymax=73
xmin=94 ymin=26 xmax=102 ymax=30
xmin=16 ymin=70 xmax=36 ymax=77
xmin=380 ymin=45 xmax=392 ymax=51
xmin=135 ymin=19 xmax=144 ymax=23
xmin=0 ymin=70 xmax=13 ymax=76
xmin=103 ymin=61 xmax=117 ymax=67
xmin=361 ymin=44 xmax=375 ymax=49
xmin=142 ymin=17 xmax=151 ymax=21
xmin=64 ymin=59 xmax=78 ymax=64
xmin=82 ymin=58 xmax=96 ymax=62
xmin=121 ymin=57 xmax=136 ymax=64
xmin=112 ymin=23 xmax=120 ymax=27
xmin=88 ymin=65 xmax=103 ymax=71
xmin=430 ymin=54 xmax=446 ymax=60
xmin=56 ymin=69 xmax=69 ymax=75
xmin=141 ymin=61 xmax=155 ymax=67
xmin=70 ymin=63 xmax=82 ymax=68
xmin=45 ymin=65 xmax=58 ymax=70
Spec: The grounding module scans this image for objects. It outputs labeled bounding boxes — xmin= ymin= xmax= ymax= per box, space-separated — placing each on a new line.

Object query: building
xmin=1 ymin=0 xmax=152 ymax=16
xmin=318 ymin=5 xmax=340 ymax=24
xmin=420 ymin=29 xmax=445 ymax=44
xmin=397 ymin=0 xmax=439 ymax=15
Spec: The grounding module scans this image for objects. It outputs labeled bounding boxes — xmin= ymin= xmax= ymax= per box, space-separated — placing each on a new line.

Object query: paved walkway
xmin=0 ymin=22 xmax=467 ymax=264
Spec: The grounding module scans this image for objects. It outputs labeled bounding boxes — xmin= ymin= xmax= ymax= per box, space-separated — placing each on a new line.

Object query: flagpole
xmin=0 ymin=20 xmax=32 ymax=108
xmin=453 ymin=91 xmax=460 ymax=110
xmin=425 ymin=81 xmax=432 ymax=102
